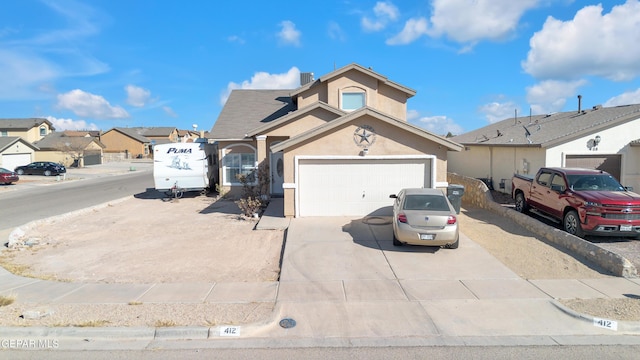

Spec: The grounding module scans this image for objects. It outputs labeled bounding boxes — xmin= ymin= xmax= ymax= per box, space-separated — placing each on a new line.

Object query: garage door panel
xmin=566 ymin=154 xmax=621 ymax=181
xmin=1 ymin=153 xmax=31 ymax=171
xmin=298 ymin=158 xmax=431 ymax=216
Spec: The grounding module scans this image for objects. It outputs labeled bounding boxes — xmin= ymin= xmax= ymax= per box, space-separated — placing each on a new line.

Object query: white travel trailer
xmin=153 ymin=141 xmax=215 ymax=195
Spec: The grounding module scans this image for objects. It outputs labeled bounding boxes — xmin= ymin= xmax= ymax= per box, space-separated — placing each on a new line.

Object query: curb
xmin=550 ymin=300 xmax=640 ymax=333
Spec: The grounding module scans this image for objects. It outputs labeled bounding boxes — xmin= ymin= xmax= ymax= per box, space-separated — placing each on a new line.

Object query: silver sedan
xmin=389 ymin=188 xmax=459 ymax=249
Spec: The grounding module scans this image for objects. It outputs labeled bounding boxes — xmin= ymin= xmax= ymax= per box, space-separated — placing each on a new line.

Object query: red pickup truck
xmin=512 ymin=167 xmax=640 ymax=238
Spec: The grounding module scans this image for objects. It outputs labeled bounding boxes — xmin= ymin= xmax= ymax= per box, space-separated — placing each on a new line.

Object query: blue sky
xmin=2 ymin=0 xmax=640 ymax=136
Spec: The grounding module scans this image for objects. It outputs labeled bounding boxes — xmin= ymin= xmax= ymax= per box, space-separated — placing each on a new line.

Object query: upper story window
xmin=341 ymin=92 xmax=365 ymax=111
xmin=39 ymin=126 xmax=47 ymax=136
xmin=0 ymin=131 xmax=7 ymax=136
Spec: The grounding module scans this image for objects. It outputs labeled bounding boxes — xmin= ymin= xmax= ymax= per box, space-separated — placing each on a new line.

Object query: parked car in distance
xmin=14 ymin=162 xmax=66 ymax=176
xmin=0 ymin=167 xmax=19 ymax=184
xmin=389 ymin=188 xmax=459 ymax=249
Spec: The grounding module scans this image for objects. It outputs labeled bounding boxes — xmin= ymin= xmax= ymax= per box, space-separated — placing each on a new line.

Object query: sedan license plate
xmin=420 ymin=234 xmax=435 ymax=240
xmin=620 ymin=225 xmax=632 ymax=231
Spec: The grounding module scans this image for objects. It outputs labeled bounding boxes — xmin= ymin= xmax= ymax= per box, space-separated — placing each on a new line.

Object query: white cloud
xmin=57 ymin=89 xmax=129 ymax=119
xmin=408 ymin=109 xmax=464 ymax=135
xmin=328 ymin=21 xmax=346 ymax=42
xmin=125 ymin=85 xmax=151 ymax=107
xmin=362 ymin=1 xmax=400 ymax=32
xmin=163 ymin=106 xmax=178 ymax=117
xmin=277 ymin=21 xmax=301 ymax=46
xmin=0 ymin=1 xmax=108 ymax=101
xmin=386 ymin=18 xmax=429 ymax=45
xmin=523 ymin=1 xmax=640 ymax=81
xmin=526 ymin=79 xmax=587 ymax=114
xmin=398 ymin=0 xmax=538 ymax=47
xmin=604 ymin=88 xmax=640 ymax=107
xmin=220 ymin=67 xmax=301 ymax=105
xmin=479 ymin=101 xmax=521 ymax=124
xmin=46 ymin=116 xmax=99 ymax=131
xmin=227 ymin=35 xmax=245 ymax=44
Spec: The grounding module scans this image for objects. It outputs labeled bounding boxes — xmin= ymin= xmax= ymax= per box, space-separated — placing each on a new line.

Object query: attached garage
xmin=566 ymin=154 xmax=622 ymax=181
xmin=297 ymin=156 xmax=433 ymax=216
xmin=1 ymin=153 xmax=32 ymax=171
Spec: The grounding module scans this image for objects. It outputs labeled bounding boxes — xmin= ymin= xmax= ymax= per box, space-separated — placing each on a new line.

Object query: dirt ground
xmin=1 ymin=192 xmax=639 ymax=326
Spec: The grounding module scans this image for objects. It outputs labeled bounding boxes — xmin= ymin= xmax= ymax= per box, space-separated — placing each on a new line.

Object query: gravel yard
xmin=1 ymin=191 xmax=640 ymax=327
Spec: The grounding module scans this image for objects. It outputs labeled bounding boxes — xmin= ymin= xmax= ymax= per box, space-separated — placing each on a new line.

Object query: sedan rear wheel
xmin=445 ymin=237 xmax=459 ymax=249
xmin=392 ymin=233 xmax=403 ymax=246
xmin=44 ymin=170 xmax=52 ymax=176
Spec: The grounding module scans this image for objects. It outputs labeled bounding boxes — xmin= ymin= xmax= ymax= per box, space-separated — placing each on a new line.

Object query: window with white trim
xmin=223 ymin=152 xmax=256 ymax=185
xmin=39 ymin=126 xmax=47 ymax=136
xmin=341 ymin=92 xmax=365 ymax=111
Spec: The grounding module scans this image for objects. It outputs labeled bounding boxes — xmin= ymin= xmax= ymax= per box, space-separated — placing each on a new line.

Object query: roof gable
xmin=246 ymin=101 xmax=344 ymax=137
xmin=0 ymin=136 xmax=40 ymax=152
xmin=452 ymin=104 xmax=640 ymax=148
xmin=291 ymin=63 xmax=416 ymax=98
xmin=105 ymin=128 xmax=152 ymax=143
xmin=271 ymin=106 xmax=463 ymax=153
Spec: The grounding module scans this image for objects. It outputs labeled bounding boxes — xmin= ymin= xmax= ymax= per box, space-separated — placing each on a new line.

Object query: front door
xmin=271 ymin=151 xmax=284 ymax=195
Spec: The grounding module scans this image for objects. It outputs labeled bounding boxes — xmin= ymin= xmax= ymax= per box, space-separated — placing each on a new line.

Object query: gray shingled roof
xmin=452 ymin=104 xmax=640 ymax=147
xmin=108 ymin=128 xmax=151 ymax=143
xmin=135 ymin=127 xmax=176 ymax=137
xmin=0 ymin=136 xmax=40 ymax=151
xmin=0 ymin=118 xmax=54 ymax=131
xmin=208 ymin=89 xmax=296 ymax=140
xmin=34 ymin=132 xmax=104 ymax=150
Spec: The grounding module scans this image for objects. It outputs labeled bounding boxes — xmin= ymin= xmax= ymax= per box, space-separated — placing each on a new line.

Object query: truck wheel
xmin=514 ymin=192 xmax=528 ymax=213
xmin=563 ymin=210 xmax=584 ymax=238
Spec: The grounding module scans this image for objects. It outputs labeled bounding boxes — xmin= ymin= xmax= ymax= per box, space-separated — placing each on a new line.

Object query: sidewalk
xmin=2 ymin=183 xmax=640 ymax=349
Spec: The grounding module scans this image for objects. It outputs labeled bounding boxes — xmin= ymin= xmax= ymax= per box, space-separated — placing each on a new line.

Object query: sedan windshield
xmin=403 ymin=195 xmax=450 ymax=211
xmin=567 ymin=174 xmax=626 ymax=191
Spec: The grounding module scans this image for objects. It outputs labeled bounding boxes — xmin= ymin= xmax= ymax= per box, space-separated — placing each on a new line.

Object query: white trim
xmin=221 ymin=143 xmax=257 ymax=186
xmin=282 ymin=183 xmax=296 ymax=189
xmin=435 ymin=181 xmax=449 ymax=188
xmin=294 ymin=154 xmax=437 ymax=217
xmin=256 ymin=135 xmax=267 ymax=141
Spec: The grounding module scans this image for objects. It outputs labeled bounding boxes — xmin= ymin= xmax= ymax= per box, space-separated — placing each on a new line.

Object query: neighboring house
xmin=100 ymin=127 xmax=152 ymax=159
xmin=0 ymin=137 xmax=39 ymax=170
xmin=0 ymin=118 xmax=55 ymax=143
xmin=34 ymin=132 xmax=105 ymax=167
xmin=448 ymin=103 xmax=640 ymax=194
xmin=208 ymin=63 xmax=463 ymax=217
xmin=137 ymin=127 xmax=178 ymax=144
xmin=177 ymin=129 xmax=202 ymax=143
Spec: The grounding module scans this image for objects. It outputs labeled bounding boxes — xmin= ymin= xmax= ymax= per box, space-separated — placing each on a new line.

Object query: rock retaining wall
xmin=448 ymin=172 xmax=637 ymax=278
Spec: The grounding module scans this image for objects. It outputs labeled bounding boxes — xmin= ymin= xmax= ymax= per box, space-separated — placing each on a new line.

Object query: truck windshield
xmin=567 ymin=174 xmax=626 ymax=191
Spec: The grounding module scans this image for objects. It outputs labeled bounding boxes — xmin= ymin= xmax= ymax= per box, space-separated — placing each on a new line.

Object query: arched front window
xmin=222 ymin=144 xmax=256 ymax=185
xmin=340 ymin=87 xmax=366 ymax=111
xmin=39 ymin=126 xmax=47 ymax=136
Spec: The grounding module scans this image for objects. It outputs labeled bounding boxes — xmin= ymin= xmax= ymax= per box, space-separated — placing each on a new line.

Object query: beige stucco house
xmin=34 ymin=132 xmax=105 ymax=167
xmin=0 ymin=118 xmax=55 ymax=143
xmin=448 ymin=103 xmax=640 ymax=195
xmin=209 ymin=63 xmax=463 ymax=217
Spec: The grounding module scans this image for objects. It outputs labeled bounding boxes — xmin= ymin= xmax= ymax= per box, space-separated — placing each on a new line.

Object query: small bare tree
xmin=57 ymin=140 xmax=86 ymax=168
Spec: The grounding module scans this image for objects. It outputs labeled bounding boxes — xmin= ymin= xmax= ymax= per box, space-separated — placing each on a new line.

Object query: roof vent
xmin=300 ymin=72 xmax=314 ymax=86
xmin=593 ymin=104 xmax=602 ymax=110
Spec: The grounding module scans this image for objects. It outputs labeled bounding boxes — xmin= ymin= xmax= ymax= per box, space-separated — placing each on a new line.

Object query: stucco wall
xmin=447 ymin=172 xmax=637 ymax=278
xmin=101 ymin=131 xmax=147 ymax=158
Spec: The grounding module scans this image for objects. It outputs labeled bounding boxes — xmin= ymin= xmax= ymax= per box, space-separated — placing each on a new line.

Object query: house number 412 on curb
xmin=593 ymin=318 xmax=618 ymax=331
xmin=220 ymin=326 xmax=241 ymax=336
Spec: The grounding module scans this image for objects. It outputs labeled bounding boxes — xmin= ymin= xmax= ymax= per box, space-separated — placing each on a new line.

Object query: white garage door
xmin=298 ymin=158 xmax=432 ymax=216
xmin=1 ymin=153 xmax=32 ymax=171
